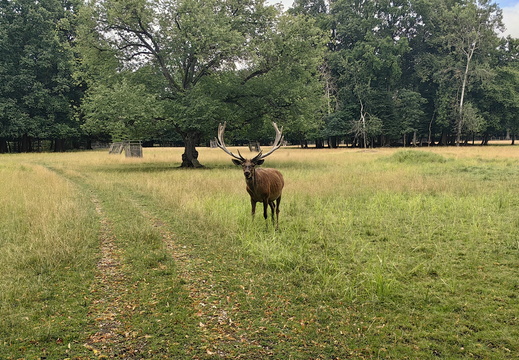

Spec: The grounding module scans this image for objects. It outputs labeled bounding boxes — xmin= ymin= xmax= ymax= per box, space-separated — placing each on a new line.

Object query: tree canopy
xmin=1 ymin=0 xmax=519 ymax=156
xmin=77 ymin=0 xmax=326 ymax=166
xmin=0 ymin=0 xmax=83 ymax=152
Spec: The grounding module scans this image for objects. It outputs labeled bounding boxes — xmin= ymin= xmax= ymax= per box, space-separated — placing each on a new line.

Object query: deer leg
xmin=269 ymin=201 xmax=276 ymax=226
xmin=275 ymin=196 xmax=281 ymax=230
xmin=263 ymin=201 xmax=268 ymax=220
xmin=251 ymin=199 xmax=256 ymax=220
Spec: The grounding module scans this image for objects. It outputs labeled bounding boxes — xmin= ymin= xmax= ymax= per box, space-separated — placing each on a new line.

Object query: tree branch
xmin=241 ymin=68 xmax=270 ymax=84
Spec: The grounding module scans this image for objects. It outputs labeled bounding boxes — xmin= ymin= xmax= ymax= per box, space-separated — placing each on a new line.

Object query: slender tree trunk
xmin=180 ymin=131 xmax=203 ymax=168
xmin=329 ymin=136 xmax=338 ymax=148
xmin=359 ymin=99 xmax=367 ymax=149
xmin=456 ymin=41 xmax=477 ymax=146
xmin=428 ymin=113 xmax=435 ymax=147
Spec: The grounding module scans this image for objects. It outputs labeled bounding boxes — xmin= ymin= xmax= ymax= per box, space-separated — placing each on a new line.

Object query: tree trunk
xmin=439 ymin=131 xmax=448 ymax=146
xmin=480 ymin=134 xmax=489 ymax=145
xmin=360 ymin=101 xmax=367 ymax=149
xmin=20 ymin=133 xmax=33 ymax=152
xmin=456 ymin=42 xmax=477 ymax=146
xmin=53 ymin=139 xmax=66 ymax=152
xmin=329 ymin=136 xmax=338 ymax=148
xmin=181 ymin=131 xmax=203 ymax=168
xmin=0 ymin=138 xmax=7 ymax=153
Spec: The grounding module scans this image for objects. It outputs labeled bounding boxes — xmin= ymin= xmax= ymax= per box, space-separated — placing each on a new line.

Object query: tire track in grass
xmin=126 ymin=200 xmax=215 ymax=354
xmin=46 ymin=164 xmax=261 ymax=357
xmin=40 ymin=165 xmax=142 ymax=358
xmin=83 ymin=195 xmax=138 ymax=358
xmin=127 ymin=196 xmax=265 ymax=358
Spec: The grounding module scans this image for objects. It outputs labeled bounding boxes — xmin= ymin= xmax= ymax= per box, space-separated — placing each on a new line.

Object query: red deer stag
xmin=216 ymin=122 xmax=284 ymax=229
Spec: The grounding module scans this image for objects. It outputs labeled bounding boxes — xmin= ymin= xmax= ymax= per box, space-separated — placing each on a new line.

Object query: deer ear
xmin=232 ymin=159 xmax=242 ymax=166
xmin=255 ymin=159 xmax=265 ymax=166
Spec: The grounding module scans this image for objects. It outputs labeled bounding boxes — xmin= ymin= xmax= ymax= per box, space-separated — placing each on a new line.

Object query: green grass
xmin=387 ymin=149 xmax=448 ymax=163
xmin=0 ymin=147 xmax=518 ymax=359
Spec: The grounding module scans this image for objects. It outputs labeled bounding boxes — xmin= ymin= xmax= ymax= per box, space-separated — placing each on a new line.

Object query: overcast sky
xmin=500 ymin=1 xmax=519 ymax=37
xmin=266 ymin=0 xmax=519 ymax=38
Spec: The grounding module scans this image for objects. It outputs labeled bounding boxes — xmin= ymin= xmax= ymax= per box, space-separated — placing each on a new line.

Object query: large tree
xmin=408 ymin=0 xmax=503 ymax=145
xmin=440 ymin=0 xmax=503 ymax=145
xmin=78 ymin=0 xmax=325 ymax=166
xmin=291 ymin=0 xmax=510 ymax=147
xmin=0 ymin=0 xmax=83 ymax=152
xmin=326 ymin=0 xmax=416 ymax=147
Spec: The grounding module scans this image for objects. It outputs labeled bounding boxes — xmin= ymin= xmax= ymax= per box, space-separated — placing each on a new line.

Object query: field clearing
xmin=0 ymin=146 xmax=518 ymax=359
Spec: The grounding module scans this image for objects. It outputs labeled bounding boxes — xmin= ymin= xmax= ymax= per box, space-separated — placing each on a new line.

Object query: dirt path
xmin=83 ymin=195 xmax=143 ymax=358
xmin=84 ymin=190 xmax=229 ymax=358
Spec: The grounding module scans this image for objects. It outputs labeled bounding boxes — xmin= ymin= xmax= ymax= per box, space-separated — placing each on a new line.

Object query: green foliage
xmin=77 ymin=0 xmax=326 ymax=164
xmin=323 ymin=0 xmax=414 ymax=144
xmin=78 ymin=0 xmax=281 ymax=163
xmin=229 ymin=13 xmax=328 ymax=142
xmin=392 ymin=89 xmax=427 ymax=136
xmin=477 ymin=65 xmax=519 ymax=135
xmin=291 ymin=0 xmax=512 ymax=145
xmin=2 ymin=0 xmax=519 ymax=152
xmin=0 ymin=0 xmax=83 ymax=143
xmin=81 ymin=78 xmax=164 ymax=141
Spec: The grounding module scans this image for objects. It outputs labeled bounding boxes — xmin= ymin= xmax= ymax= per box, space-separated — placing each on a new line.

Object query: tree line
xmin=1 ymin=0 xmax=518 ymax=166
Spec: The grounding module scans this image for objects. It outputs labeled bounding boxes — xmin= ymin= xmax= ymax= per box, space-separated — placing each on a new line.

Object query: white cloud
xmin=502 ymin=5 xmax=519 ymax=38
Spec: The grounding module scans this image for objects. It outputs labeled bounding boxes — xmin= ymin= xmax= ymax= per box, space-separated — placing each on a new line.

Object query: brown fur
xmin=235 ymin=159 xmax=284 ymax=229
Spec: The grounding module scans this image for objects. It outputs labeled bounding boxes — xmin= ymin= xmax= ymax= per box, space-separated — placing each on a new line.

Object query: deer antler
xmin=215 ymin=122 xmax=245 ymax=161
xmin=252 ymin=122 xmax=284 ymax=161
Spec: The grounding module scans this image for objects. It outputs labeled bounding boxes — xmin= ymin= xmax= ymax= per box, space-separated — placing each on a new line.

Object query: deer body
xmin=245 ymin=167 xmax=284 ymax=226
xmin=217 ymin=122 xmax=285 ymax=229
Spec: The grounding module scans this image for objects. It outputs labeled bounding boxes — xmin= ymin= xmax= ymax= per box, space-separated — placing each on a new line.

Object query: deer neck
xmin=246 ymin=168 xmax=262 ymax=191
xmin=245 ymin=172 xmax=256 ymax=187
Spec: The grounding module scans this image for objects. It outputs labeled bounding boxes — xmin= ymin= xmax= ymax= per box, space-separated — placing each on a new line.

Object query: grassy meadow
xmin=0 ymin=145 xmax=517 ymax=359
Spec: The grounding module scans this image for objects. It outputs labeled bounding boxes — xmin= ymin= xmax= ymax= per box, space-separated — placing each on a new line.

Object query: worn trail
xmin=127 ymin=198 xmax=252 ymax=357
xmin=46 ymin=164 xmax=254 ymax=357
xmin=83 ymin=195 xmax=139 ymax=358
xmin=41 ymin=168 xmax=158 ymax=357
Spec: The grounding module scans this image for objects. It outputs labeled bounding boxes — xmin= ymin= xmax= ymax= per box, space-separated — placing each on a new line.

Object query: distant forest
xmin=2 ymin=1 xmax=518 ymax=164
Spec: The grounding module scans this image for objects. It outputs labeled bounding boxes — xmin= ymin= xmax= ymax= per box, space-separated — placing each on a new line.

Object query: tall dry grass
xmin=0 ymin=156 xmax=98 ymax=351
